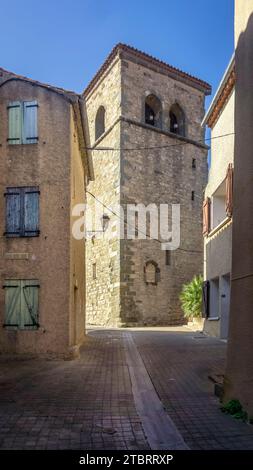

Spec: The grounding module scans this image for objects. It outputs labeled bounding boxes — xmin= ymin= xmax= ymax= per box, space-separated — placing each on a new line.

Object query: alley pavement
xmin=0 ymin=327 xmax=253 ymax=450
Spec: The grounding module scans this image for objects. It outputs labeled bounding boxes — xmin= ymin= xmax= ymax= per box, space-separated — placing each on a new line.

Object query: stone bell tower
xmin=84 ymin=43 xmax=211 ymax=327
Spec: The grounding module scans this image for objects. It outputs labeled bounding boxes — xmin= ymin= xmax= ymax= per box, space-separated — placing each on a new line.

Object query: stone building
xmin=202 ymin=55 xmax=235 ymax=339
xmin=0 ymin=68 xmax=93 ymax=358
xmin=84 ymin=44 xmax=211 ymax=327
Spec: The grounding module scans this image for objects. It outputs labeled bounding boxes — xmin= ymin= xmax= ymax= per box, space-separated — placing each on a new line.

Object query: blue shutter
xmin=8 ymin=102 xmax=22 ymax=144
xmin=23 ymin=101 xmax=38 ymax=144
xmin=21 ymin=280 xmax=39 ymax=329
xmin=5 ymin=188 xmax=21 ymax=236
xmin=4 ymin=280 xmax=21 ymax=328
xmin=24 ymin=188 xmax=39 ymax=236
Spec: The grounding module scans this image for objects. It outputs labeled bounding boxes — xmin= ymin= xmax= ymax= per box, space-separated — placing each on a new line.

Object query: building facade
xmin=84 ymin=44 xmax=211 ymax=327
xmin=202 ymin=57 xmax=235 ymax=339
xmin=224 ymin=0 xmax=253 ymax=418
xmin=0 ymin=68 xmax=92 ymax=358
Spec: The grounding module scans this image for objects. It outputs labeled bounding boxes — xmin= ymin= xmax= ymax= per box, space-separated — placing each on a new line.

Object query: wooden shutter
xmin=21 ymin=280 xmax=39 ymax=329
xmin=23 ymin=101 xmax=38 ymax=144
xmin=8 ymin=102 xmax=22 ymax=144
xmin=4 ymin=280 xmax=21 ymax=327
xmin=225 ymin=163 xmax=233 ymax=217
xmin=24 ymin=187 xmax=40 ymax=236
xmin=203 ymin=197 xmax=211 ymax=236
xmin=202 ymin=280 xmax=210 ymax=318
xmin=5 ymin=188 xmax=21 ymax=236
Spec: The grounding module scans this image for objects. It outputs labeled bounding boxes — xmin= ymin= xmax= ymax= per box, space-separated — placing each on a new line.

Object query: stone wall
xmin=85 ymin=49 xmax=208 ymax=326
xmin=85 ymin=59 xmax=121 ymax=326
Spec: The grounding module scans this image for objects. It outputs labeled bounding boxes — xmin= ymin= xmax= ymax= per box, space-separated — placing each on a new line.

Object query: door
xmin=220 ymin=274 xmax=231 ymax=339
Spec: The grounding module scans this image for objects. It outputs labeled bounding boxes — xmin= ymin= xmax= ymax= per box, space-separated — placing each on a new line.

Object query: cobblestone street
xmin=0 ymin=327 xmax=253 ymax=450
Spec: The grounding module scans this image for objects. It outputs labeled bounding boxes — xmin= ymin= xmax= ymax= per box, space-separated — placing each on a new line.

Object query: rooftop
xmin=83 ymin=43 xmax=212 ymax=97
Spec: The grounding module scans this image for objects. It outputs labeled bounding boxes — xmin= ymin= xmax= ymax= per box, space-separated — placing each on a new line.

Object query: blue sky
xmin=0 ymin=0 xmax=234 ymax=108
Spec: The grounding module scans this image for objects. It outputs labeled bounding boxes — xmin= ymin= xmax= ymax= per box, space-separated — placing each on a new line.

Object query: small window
xmin=5 ymin=187 xmax=40 ymax=237
xmin=144 ymin=261 xmax=160 ymax=285
xmin=95 ymin=106 xmax=105 ymax=140
xmin=191 ymin=191 xmax=195 ymax=201
xmin=8 ymin=101 xmax=38 ymax=145
xmin=92 ymin=263 xmax=97 ymax=280
xmin=4 ymin=280 xmax=39 ymax=330
xmin=211 ymin=179 xmax=227 ymax=229
xmin=165 ymin=250 xmax=171 ymax=266
xmin=145 ymin=94 xmax=162 ymax=128
xmin=169 ymin=103 xmax=185 ymax=136
xmin=192 ymin=158 xmax=196 ymax=169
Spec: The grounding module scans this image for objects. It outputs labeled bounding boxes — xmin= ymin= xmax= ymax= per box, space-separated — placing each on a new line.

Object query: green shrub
xmin=180 ymin=275 xmax=203 ymax=320
xmin=221 ymin=399 xmax=248 ymax=422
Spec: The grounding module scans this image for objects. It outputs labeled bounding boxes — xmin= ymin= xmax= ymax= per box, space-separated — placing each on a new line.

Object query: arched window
xmin=169 ymin=103 xmax=185 ymax=136
xmin=145 ymin=94 xmax=162 ymax=128
xmin=95 ymin=106 xmax=105 ymax=140
xmin=144 ymin=261 xmax=160 ymax=285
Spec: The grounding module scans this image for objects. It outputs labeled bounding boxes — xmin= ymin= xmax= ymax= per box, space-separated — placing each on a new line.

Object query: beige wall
xmin=0 ymin=79 xmax=86 ymax=357
xmin=69 ymin=106 xmax=86 ymax=351
xmin=234 ymin=0 xmax=253 ymax=46
xmin=203 ymin=90 xmax=234 ymax=337
xmin=205 ymin=91 xmax=235 ymax=198
xmin=224 ymin=0 xmax=253 ymax=417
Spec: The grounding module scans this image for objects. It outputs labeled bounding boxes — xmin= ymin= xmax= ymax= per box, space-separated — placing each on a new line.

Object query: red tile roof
xmin=83 ymin=43 xmax=212 ymax=97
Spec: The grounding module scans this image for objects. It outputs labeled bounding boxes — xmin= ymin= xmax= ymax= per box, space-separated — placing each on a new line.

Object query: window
xmin=8 ymin=101 xmax=38 ymax=144
xmin=169 ymin=103 xmax=185 ymax=136
xmin=145 ymin=94 xmax=162 ymax=128
xmin=211 ymin=179 xmax=226 ymax=230
xmin=191 ymin=191 xmax=195 ymax=201
xmin=209 ymin=278 xmax=220 ymax=319
xmin=192 ymin=158 xmax=196 ymax=169
xmin=92 ymin=263 xmax=97 ymax=280
xmin=203 ymin=197 xmax=211 ymax=236
xmin=4 ymin=280 xmax=39 ymax=330
xmin=95 ymin=106 xmax=105 ymax=140
xmin=5 ymin=187 xmax=40 ymax=237
xmin=165 ymin=250 xmax=171 ymax=266
xmin=144 ymin=261 xmax=160 ymax=285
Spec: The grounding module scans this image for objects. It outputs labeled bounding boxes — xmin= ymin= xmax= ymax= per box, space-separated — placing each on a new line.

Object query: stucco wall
xmin=205 ymin=90 xmax=235 ymax=198
xmin=69 ymin=106 xmax=86 ymax=352
xmin=203 ymin=85 xmax=234 ymax=338
xmin=224 ymin=0 xmax=253 ymax=417
xmin=0 ymin=79 xmax=85 ymax=357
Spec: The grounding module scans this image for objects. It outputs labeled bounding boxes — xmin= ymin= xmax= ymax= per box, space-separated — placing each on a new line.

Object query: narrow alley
xmin=0 ymin=328 xmax=253 ymax=450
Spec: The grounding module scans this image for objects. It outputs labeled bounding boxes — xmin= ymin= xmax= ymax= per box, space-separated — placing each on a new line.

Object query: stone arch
xmin=95 ymin=105 xmax=105 ymax=140
xmin=169 ymin=103 xmax=186 ymax=136
xmin=144 ymin=94 xmax=162 ymax=128
xmin=144 ymin=260 xmax=160 ymax=285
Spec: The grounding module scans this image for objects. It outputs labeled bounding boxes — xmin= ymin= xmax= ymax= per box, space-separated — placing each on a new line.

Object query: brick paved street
xmin=0 ymin=327 xmax=253 ymax=450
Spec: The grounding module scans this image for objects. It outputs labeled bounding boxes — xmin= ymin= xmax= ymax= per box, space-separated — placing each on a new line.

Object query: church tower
xmin=84 ymin=44 xmax=211 ymax=326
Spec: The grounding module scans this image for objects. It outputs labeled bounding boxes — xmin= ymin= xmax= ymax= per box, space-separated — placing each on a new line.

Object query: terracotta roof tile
xmin=83 ymin=43 xmax=212 ymax=97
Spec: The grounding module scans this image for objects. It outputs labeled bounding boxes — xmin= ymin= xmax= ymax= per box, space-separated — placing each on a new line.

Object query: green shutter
xmin=8 ymin=102 xmax=22 ymax=144
xmin=21 ymin=280 xmax=39 ymax=329
xmin=4 ymin=280 xmax=21 ymax=327
xmin=23 ymin=101 xmax=38 ymax=144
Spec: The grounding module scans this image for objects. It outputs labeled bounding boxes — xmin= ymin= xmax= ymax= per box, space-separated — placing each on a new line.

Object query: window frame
xmin=4 ymin=186 xmax=40 ymax=238
xmin=3 ymin=279 xmax=40 ymax=330
xmin=7 ymin=100 xmax=39 ymax=145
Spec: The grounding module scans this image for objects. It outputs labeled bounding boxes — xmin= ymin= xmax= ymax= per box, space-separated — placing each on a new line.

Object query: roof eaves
xmin=83 ymin=43 xmax=212 ymax=98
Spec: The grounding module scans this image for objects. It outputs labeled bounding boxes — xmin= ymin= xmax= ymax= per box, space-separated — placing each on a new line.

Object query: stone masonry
xmin=84 ymin=44 xmax=211 ymax=327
